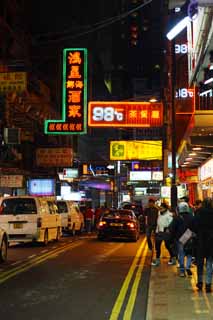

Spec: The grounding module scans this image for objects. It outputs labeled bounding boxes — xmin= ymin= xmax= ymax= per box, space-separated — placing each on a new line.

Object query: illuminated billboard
xmin=28 ymin=179 xmax=55 ymax=196
xmin=88 ymin=101 xmax=163 ymax=127
xmin=110 ymin=140 xmax=162 ymax=160
xmin=130 ymin=171 xmax=152 ymax=181
xmin=45 ymin=48 xmax=88 ymax=135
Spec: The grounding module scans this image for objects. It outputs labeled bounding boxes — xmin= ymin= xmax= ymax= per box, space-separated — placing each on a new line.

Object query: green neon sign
xmin=44 ymin=48 xmax=88 ymax=135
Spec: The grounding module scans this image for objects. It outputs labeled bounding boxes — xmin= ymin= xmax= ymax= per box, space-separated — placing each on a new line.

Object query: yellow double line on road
xmin=109 ymin=238 xmax=148 ymax=320
xmin=0 ymin=240 xmax=84 ymax=284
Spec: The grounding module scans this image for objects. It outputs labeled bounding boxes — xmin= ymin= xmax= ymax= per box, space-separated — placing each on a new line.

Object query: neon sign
xmin=110 ymin=140 xmax=162 ymax=161
xmin=175 ymin=44 xmax=188 ymax=54
xmin=175 ymin=88 xmax=194 ymax=98
xmin=45 ymin=48 xmax=88 ymax=135
xmin=88 ymin=102 xmax=163 ymax=127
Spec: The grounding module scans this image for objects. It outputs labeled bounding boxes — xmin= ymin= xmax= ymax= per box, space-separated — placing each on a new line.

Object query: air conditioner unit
xmin=4 ymin=128 xmax=21 ymax=144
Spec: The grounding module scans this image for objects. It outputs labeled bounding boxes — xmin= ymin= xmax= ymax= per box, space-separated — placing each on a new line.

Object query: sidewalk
xmin=146 ymin=245 xmax=213 ymax=320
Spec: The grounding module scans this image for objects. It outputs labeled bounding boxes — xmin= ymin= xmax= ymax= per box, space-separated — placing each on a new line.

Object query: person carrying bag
xmin=151 ymin=203 xmax=176 ymax=266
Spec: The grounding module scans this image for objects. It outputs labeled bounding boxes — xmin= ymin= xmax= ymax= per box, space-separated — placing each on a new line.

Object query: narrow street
xmin=0 ymin=234 xmax=152 ymax=320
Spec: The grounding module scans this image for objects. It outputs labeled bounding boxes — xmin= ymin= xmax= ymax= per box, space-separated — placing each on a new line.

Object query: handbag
xmin=179 ymin=228 xmax=193 ymax=245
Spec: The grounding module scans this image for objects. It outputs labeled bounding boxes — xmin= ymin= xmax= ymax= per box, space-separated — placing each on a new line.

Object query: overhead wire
xmin=34 ymin=0 xmax=153 ymax=45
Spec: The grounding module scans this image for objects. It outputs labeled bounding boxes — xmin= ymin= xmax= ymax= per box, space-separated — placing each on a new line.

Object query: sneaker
xmin=186 ymin=269 xmax=192 ymax=276
xmin=168 ymin=257 xmax=176 ymax=265
xmin=179 ymin=271 xmax=186 ymax=277
xmin=151 ymin=258 xmax=160 ymax=266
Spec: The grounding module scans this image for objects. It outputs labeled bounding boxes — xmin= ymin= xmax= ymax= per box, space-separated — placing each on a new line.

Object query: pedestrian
xmin=169 ymin=202 xmax=194 ymax=277
xmin=94 ymin=206 xmax=103 ymax=230
xmin=151 ymin=202 xmax=176 ymax=266
xmin=193 ymin=199 xmax=202 ymax=215
xmin=144 ymin=198 xmax=158 ymax=251
xmin=191 ymin=198 xmax=213 ymax=292
xmin=180 ymin=196 xmax=194 ymax=215
xmin=85 ymin=205 xmax=94 ymax=234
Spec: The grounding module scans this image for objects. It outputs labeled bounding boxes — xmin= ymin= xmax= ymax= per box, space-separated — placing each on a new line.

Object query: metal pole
xmin=171 ymin=39 xmax=177 ymax=211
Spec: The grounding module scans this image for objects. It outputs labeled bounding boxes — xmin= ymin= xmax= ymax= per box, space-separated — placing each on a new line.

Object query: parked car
xmin=0 ymin=227 xmax=8 ymax=262
xmin=97 ymin=209 xmax=140 ymax=242
xmin=56 ymin=200 xmax=84 ymax=235
xmin=0 ymin=196 xmax=62 ymax=245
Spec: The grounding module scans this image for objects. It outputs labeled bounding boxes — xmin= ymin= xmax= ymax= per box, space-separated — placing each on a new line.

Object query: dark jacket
xmin=191 ymin=208 xmax=213 ymax=258
xmin=169 ymin=212 xmax=194 ymax=241
xmin=144 ymin=206 xmax=158 ymax=227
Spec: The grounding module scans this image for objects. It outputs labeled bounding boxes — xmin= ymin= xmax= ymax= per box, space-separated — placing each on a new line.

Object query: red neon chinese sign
xmin=45 ymin=48 xmax=88 ymax=135
xmin=88 ymin=101 xmax=163 ymax=127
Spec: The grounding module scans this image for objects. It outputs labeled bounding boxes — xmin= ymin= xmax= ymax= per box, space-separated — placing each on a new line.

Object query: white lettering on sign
xmin=175 ymin=44 xmax=188 ymax=54
xmin=176 ymin=88 xmax=194 ymax=98
xmin=92 ymin=107 xmax=124 ymax=122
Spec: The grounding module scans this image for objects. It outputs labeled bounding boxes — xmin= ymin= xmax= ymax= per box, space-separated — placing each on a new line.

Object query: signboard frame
xmin=45 ymin=48 xmax=88 ymax=135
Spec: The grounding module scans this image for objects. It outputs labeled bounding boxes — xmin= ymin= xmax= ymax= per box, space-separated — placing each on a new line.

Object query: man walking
xmin=144 ymin=198 xmax=158 ymax=250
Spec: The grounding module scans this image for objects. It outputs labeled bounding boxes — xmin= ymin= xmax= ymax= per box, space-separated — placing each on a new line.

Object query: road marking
xmin=10 ymin=261 xmax=22 ymax=266
xmin=28 ymin=254 xmax=37 ymax=259
xmin=0 ymin=241 xmax=84 ymax=284
xmin=109 ymin=238 xmax=147 ymax=320
xmin=123 ymin=244 xmax=148 ymax=319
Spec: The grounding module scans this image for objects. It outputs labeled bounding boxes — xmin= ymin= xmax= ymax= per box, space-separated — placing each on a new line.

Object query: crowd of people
xmin=144 ymin=196 xmax=213 ymax=293
xmin=81 ymin=196 xmax=213 ymax=293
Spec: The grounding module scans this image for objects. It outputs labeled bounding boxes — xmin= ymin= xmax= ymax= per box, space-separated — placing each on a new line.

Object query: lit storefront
xmin=197 ymin=158 xmax=213 ymax=199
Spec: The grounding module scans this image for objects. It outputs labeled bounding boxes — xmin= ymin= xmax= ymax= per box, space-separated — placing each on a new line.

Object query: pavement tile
xmin=146 ymin=245 xmax=213 ymax=320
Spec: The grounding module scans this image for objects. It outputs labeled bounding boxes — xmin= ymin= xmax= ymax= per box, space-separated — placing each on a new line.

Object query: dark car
xmin=120 ymin=202 xmax=145 ymax=233
xmin=97 ymin=209 xmax=140 ymax=242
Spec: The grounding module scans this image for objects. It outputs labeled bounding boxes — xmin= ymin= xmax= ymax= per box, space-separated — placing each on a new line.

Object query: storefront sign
xmin=110 ymin=140 xmax=162 ymax=160
xmin=129 ymin=171 xmax=152 ymax=181
xmin=0 ymin=72 xmax=27 ymax=93
xmin=0 ymin=175 xmax=24 ymax=188
xmin=36 ymin=148 xmax=73 ymax=167
xmin=88 ymin=102 xmax=163 ymax=127
xmin=200 ymin=158 xmax=213 ymax=181
xmin=45 ymin=48 xmax=88 ymax=135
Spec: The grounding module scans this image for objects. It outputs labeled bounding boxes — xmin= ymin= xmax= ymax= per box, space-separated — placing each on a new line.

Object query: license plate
xmin=110 ymin=223 xmax=123 ymax=227
xmin=13 ymin=223 xmax=23 ymax=229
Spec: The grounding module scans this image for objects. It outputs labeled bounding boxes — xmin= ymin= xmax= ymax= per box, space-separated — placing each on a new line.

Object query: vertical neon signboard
xmin=45 ymin=48 xmax=87 ymax=134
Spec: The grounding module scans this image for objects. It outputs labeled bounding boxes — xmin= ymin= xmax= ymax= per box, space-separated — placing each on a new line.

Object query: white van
xmin=56 ymin=200 xmax=84 ymax=235
xmin=0 ymin=227 xmax=8 ymax=262
xmin=0 ymin=196 xmax=62 ymax=245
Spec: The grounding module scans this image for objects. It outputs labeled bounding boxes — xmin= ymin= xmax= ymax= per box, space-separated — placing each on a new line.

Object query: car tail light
xmin=98 ymin=221 xmax=107 ymax=228
xmin=37 ymin=217 xmax=42 ymax=227
xmin=127 ymin=222 xmax=135 ymax=229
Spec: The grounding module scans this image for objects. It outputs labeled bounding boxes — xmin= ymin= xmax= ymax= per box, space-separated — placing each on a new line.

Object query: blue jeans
xmin=178 ymin=241 xmax=192 ymax=272
xmin=197 ymin=256 xmax=213 ymax=285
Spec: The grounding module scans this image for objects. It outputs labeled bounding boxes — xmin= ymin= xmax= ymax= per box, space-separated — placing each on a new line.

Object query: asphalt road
xmin=0 ymin=233 xmax=152 ymax=320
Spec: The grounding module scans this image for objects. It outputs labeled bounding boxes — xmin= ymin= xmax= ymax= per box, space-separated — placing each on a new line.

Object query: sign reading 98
xmin=92 ymin=106 xmax=124 ymax=122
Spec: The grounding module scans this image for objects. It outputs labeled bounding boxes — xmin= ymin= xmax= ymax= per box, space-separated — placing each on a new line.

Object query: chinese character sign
xmin=88 ymin=101 xmax=163 ymax=127
xmin=110 ymin=140 xmax=162 ymax=160
xmin=0 ymin=72 xmax=27 ymax=93
xmin=45 ymin=48 xmax=88 ymax=135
